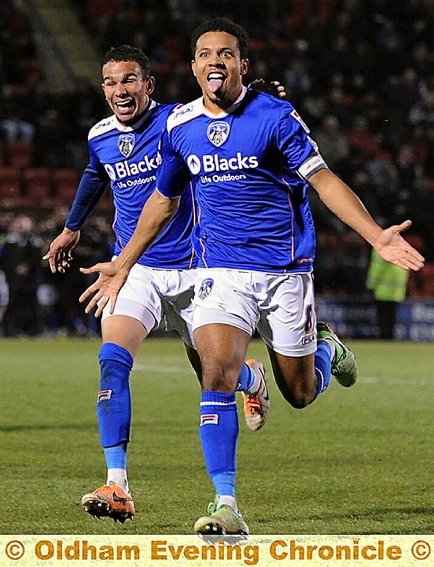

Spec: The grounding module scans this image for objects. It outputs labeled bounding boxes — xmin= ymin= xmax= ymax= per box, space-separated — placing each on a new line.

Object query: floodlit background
xmin=0 ymin=0 xmax=433 ymax=339
xmin=0 ymin=0 xmax=433 ymax=536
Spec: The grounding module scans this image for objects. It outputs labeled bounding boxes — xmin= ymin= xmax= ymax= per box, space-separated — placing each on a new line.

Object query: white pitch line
xmin=132 ymin=363 xmax=187 ymax=374
xmin=356 ymin=376 xmax=432 ymax=385
xmin=132 ymin=369 xmax=433 ymax=383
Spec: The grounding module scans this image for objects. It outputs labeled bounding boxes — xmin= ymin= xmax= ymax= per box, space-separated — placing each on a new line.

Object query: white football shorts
xmin=192 ymin=268 xmax=317 ymax=356
xmin=102 ymin=261 xmax=197 ymax=348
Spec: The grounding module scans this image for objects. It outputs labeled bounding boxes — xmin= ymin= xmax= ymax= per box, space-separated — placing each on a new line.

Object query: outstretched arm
xmin=42 ymin=166 xmax=107 ymax=273
xmin=309 ymin=168 xmax=425 ymax=271
xmin=79 ymin=190 xmax=180 ymax=316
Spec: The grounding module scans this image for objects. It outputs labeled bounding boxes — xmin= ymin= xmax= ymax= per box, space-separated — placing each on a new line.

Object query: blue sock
xmin=199 ymin=391 xmax=238 ymax=498
xmin=104 ymin=444 xmax=127 ymax=470
xmin=235 ymin=363 xmax=256 ymax=392
xmin=97 ymin=343 xmax=134 ymax=470
xmin=314 ymin=340 xmax=333 ymax=397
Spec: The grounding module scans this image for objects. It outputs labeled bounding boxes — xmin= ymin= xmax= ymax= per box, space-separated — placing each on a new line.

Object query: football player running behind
xmin=43 ymin=45 xmax=284 ymax=523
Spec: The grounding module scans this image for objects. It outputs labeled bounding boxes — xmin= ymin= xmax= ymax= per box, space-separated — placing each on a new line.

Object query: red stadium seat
xmin=408 ymin=263 xmax=434 ymax=298
xmin=98 ymin=186 xmax=114 ymax=213
xmin=52 ymin=168 xmax=79 ymax=203
xmin=0 ymin=144 xmax=6 ymax=167
xmin=404 ymin=234 xmax=425 ymax=255
xmin=413 ymin=264 xmax=434 ymax=298
xmin=6 ymin=141 xmax=34 ymax=169
xmin=0 ymin=167 xmax=24 ymax=205
xmin=23 ymin=167 xmax=53 ymax=202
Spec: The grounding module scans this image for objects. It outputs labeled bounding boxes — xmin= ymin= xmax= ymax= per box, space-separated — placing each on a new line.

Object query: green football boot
xmin=194 ymin=496 xmax=249 ymax=535
xmin=317 ymin=321 xmax=357 ymax=387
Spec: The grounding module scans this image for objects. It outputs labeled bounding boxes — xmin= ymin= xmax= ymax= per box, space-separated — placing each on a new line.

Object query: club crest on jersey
xmin=118 ymin=133 xmax=135 ymax=157
xmin=198 ymin=278 xmax=214 ymax=299
xmin=207 ymin=121 xmax=230 ymax=147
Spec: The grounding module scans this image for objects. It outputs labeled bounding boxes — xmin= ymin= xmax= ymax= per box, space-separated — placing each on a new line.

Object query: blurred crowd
xmin=1 ymin=0 xmax=434 ymax=335
xmin=0 ymin=210 xmax=113 ymax=337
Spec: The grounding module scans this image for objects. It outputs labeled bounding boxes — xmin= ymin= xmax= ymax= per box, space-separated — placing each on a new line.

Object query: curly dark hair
xmin=190 ymin=18 xmax=249 ymax=60
xmin=101 ymin=45 xmax=151 ymax=79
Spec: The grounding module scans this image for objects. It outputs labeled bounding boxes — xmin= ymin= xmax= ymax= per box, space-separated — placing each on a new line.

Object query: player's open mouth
xmin=207 ymin=72 xmax=226 ymax=93
xmin=115 ymin=100 xmax=135 ymax=110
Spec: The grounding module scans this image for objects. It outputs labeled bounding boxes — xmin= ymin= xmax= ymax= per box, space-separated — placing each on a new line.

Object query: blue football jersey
xmin=85 ymin=101 xmax=196 ymax=269
xmin=156 ymin=88 xmax=327 ymax=273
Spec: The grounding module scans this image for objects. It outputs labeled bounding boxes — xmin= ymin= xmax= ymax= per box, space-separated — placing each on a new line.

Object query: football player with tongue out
xmin=80 ymin=18 xmax=424 ymax=534
xmin=43 ymin=42 xmax=283 ymax=525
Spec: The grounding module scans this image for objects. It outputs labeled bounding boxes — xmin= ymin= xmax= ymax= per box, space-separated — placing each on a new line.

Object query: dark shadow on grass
xmin=1 ymin=423 xmax=96 ymax=432
xmin=309 ymin=505 xmax=434 ymax=523
xmin=254 ymin=506 xmax=434 ymax=534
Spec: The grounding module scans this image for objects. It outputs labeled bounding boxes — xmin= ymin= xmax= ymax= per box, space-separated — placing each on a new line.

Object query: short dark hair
xmin=190 ymin=18 xmax=249 ymax=59
xmin=101 ymin=45 xmax=151 ymax=79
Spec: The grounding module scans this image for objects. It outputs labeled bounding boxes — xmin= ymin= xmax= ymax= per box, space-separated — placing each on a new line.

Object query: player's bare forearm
xmin=310 ymin=168 xmax=425 ymax=271
xmin=310 ymin=169 xmax=382 ymax=244
xmin=115 ymin=190 xmax=180 ymax=272
xmin=79 ymin=190 xmax=180 ymax=315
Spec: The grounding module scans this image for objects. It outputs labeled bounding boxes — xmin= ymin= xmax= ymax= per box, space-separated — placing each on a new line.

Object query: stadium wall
xmin=316 ymin=298 xmax=434 ymax=341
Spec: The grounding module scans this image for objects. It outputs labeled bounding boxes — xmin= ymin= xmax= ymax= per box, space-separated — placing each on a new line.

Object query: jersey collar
xmin=115 ymin=99 xmax=158 ymax=131
xmin=201 ymin=86 xmax=247 ymax=118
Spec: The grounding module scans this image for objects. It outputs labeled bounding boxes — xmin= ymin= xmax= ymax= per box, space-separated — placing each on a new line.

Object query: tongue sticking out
xmin=208 ymin=79 xmax=224 ymax=93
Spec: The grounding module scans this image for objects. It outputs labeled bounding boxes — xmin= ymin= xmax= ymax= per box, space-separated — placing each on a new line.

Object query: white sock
xmin=325 ymin=340 xmax=336 ymax=359
xmin=107 ymin=468 xmax=129 ymax=493
xmin=217 ymin=495 xmax=237 ymax=510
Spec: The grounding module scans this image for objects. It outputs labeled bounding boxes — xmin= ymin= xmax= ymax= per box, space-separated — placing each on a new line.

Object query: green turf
xmin=1 ymin=337 xmax=433 ymax=534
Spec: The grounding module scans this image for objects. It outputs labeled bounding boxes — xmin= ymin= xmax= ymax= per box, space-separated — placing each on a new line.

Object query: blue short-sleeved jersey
xmin=157 ymin=88 xmax=327 ymax=273
xmin=84 ymin=101 xmax=196 ymax=269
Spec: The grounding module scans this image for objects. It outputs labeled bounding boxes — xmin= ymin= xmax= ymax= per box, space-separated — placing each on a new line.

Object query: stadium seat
xmin=0 ymin=144 xmax=6 ymax=167
xmin=97 ymin=186 xmax=114 ymax=213
xmin=404 ymin=234 xmax=425 ymax=255
xmin=0 ymin=167 xmax=24 ymax=205
xmin=23 ymin=167 xmax=52 ymax=202
xmin=52 ymin=168 xmax=79 ymax=203
xmin=409 ymin=263 xmax=434 ymax=298
xmin=6 ymin=141 xmax=34 ymax=169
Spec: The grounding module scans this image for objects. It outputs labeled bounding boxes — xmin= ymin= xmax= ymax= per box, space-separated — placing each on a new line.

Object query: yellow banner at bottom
xmin=1 ymin=535 xmax=433 ymax=567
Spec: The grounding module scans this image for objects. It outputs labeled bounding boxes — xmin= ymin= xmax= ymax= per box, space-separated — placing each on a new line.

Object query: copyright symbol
xmin=411 ymin=540 xmax=431 ymax=560
xmin=5 ymin=540 xmax=25 ymax=560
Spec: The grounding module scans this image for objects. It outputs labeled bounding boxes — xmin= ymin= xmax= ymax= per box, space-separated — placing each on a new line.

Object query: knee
xmin=278 ymin=383 xmax=316 ymax=409
xmin=201 ymin=364 xmax=239 ymax=392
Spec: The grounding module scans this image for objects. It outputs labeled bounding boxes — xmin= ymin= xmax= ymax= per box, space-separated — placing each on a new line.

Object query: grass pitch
xmin=1 ymin=336 xmax=434 ymax=535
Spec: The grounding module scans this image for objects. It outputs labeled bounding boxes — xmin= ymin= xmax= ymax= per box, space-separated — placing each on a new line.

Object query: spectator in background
xmin=43 ymin=208 xmax=112 ymax=337
xmin=366 ymin=248 xmax=410 ymax=340
xmin=364 ymin=146 xmax=399 ymax=221
xmin=337 ymin=231 xmax=370 ymax=296
xmin=314 ymin=114 xmax=349 ymax=173
xmin=0 ymin=214 xmax=43 ymax=336
xmin=0 ymin=114 xmax=35 ymax=143
xmin=346 ymin=115 xmax=381 ymax=168
xmin=34 ymin=109 xmax=72 ymax=168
